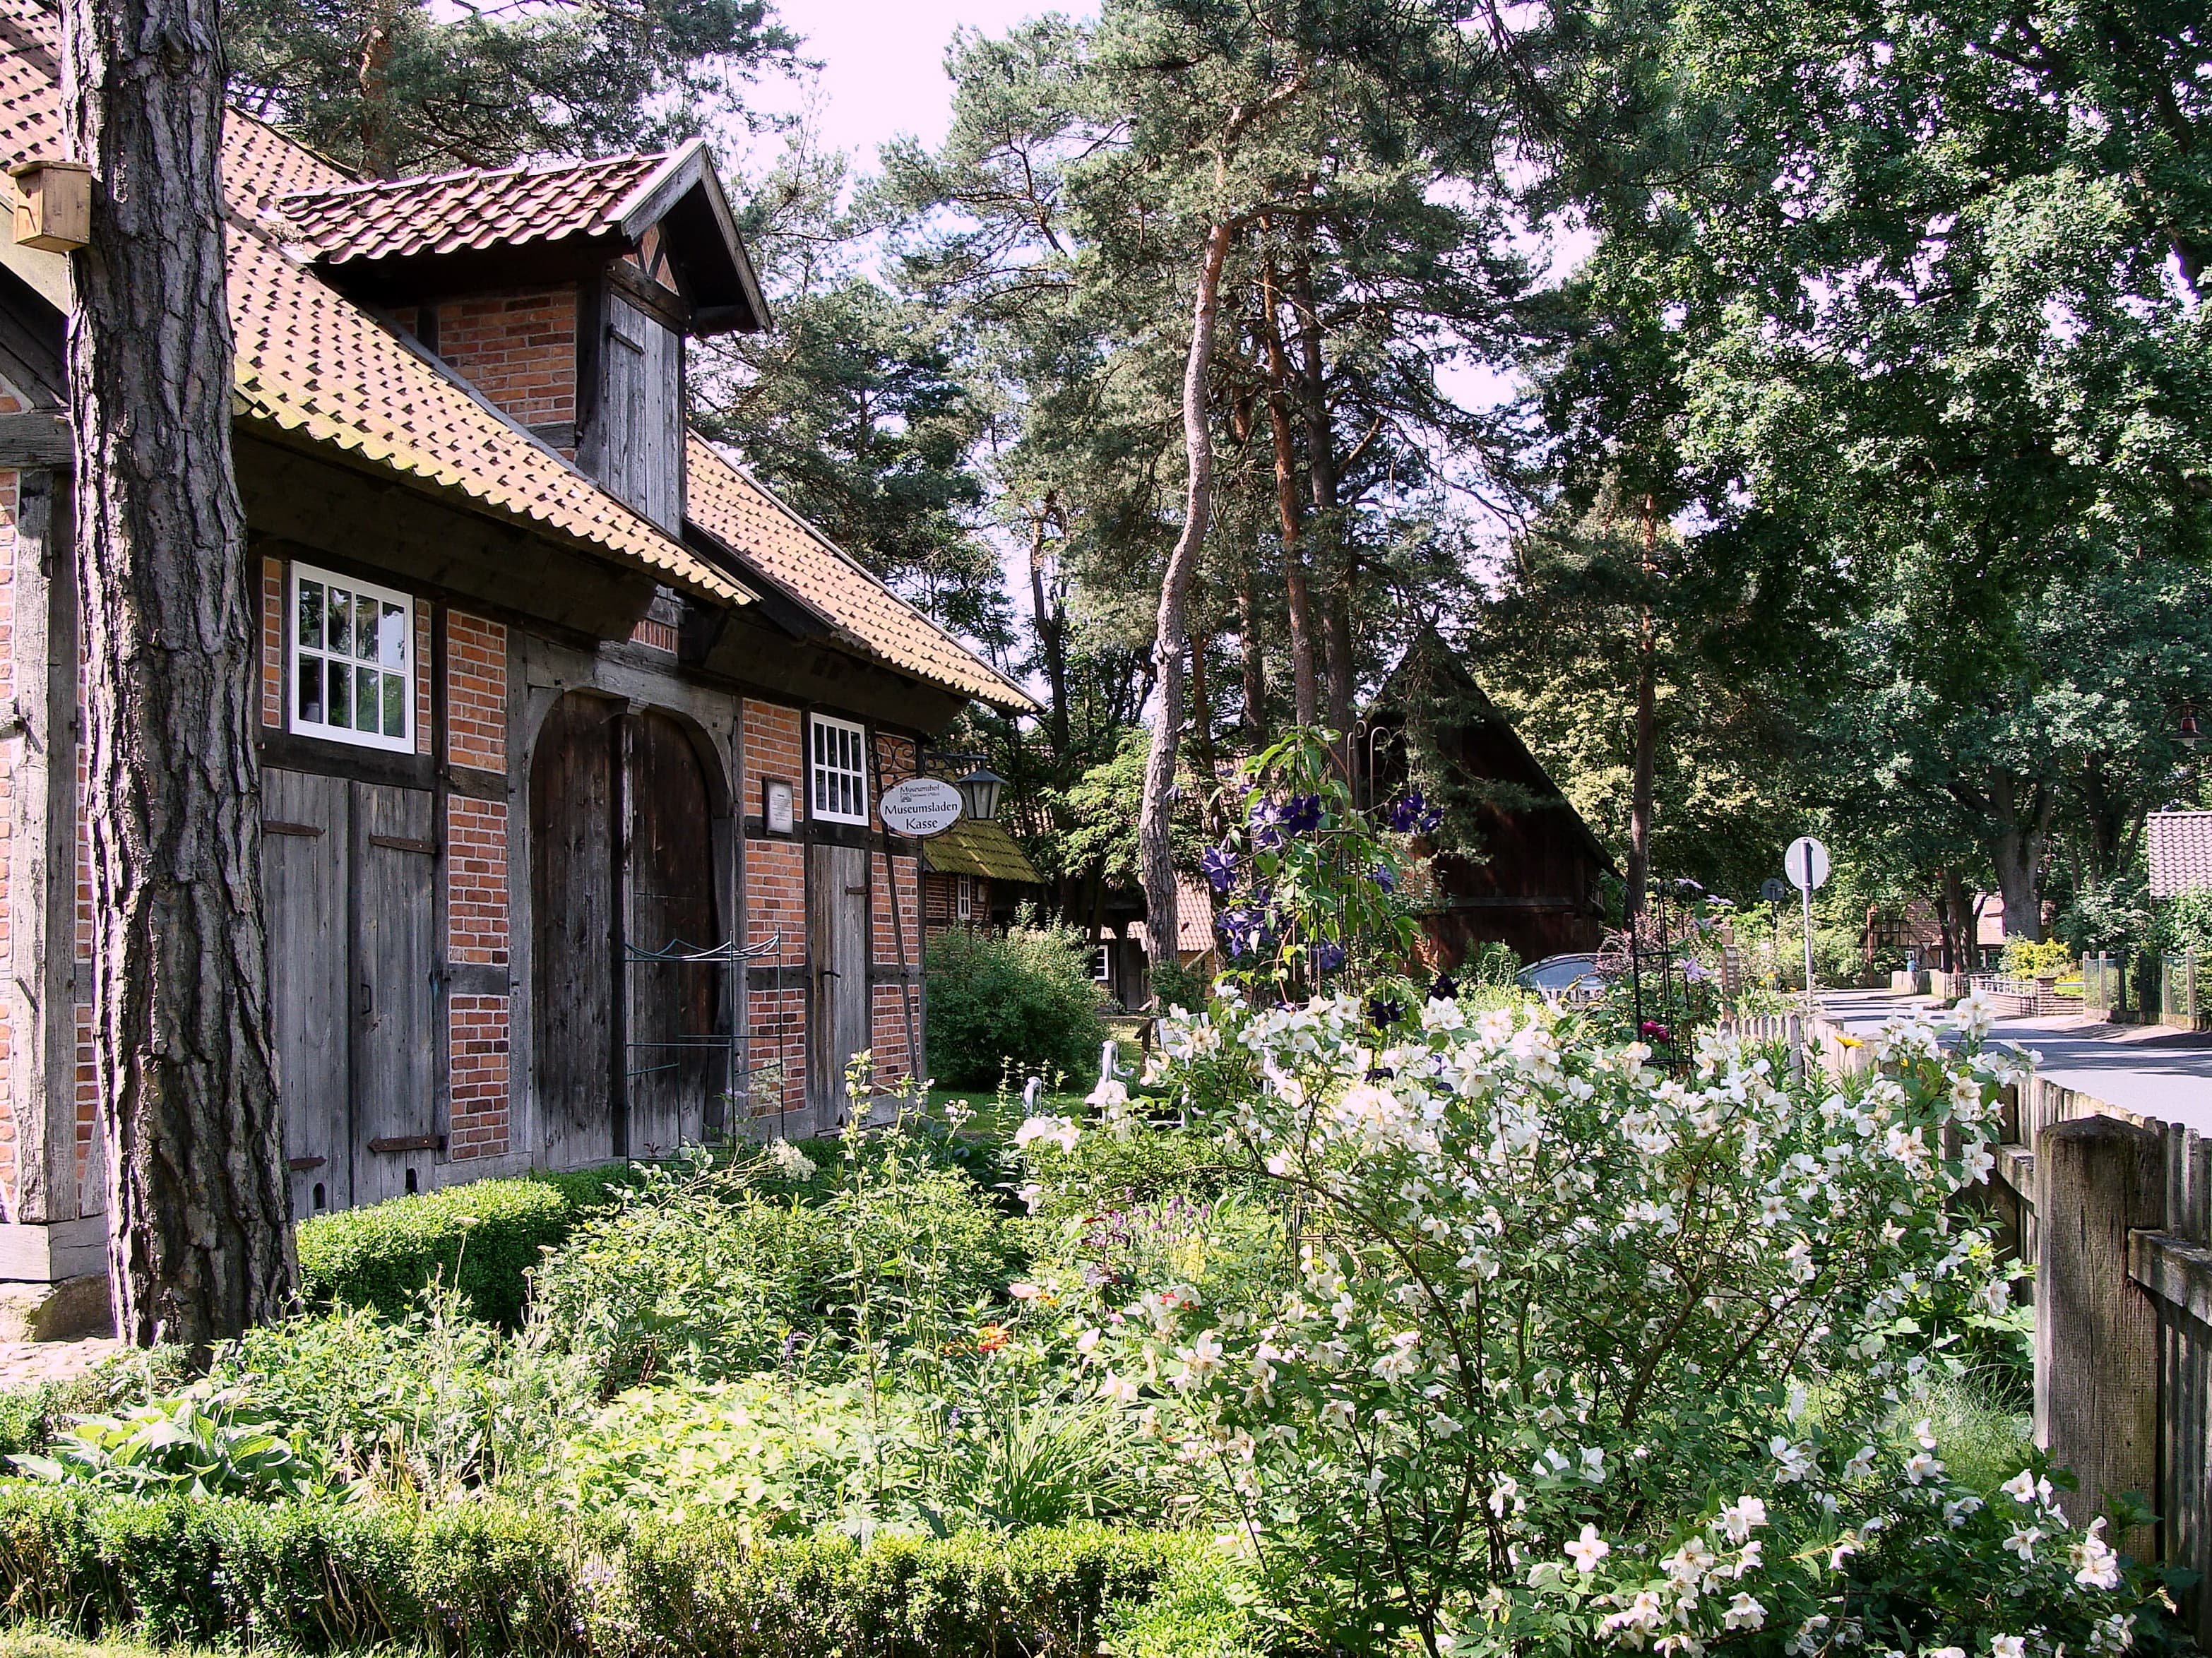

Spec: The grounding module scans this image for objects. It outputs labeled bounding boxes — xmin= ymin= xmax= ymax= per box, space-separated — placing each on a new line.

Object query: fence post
xmin=2035 ymin=1115 xmax=2166 ymax=1547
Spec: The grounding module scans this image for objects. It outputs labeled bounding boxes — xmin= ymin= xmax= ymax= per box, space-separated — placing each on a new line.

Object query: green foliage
xmin=0 ymin=1481 xmax=1229 ymax=1658
xmin=223 ymin=0 xmax=799 ymax=177
xmin=8 ymin=1390 xmax=336 ymax=1503
xmin=1010 ymin=1128 xmax=1237 ymax=1226
xmin=1147 ymin=957 xmax=1208 ymax=1014
xmin=2156 ymin=890 xmax=2212 ymax=958
xmin=2003 ymin=938 xmax=2076 ymax=979
xmin=0 ymin=1349 xmax=200 ymax=1467
xmin=1101 ymin=1552 xmax=1269 ymax=1658
xmin=297 ymin=1169 xmax=638 ymax=1327
xmin=1204 ymin=729 xmax=1420 ymax=994
xmin=924 ymin=922 xmax=1110 ymax=1091
xmin=529 ymin=1149 xmax=1014 ymax=1392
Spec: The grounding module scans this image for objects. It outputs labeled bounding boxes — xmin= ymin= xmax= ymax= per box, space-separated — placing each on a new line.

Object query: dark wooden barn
xmin=1357 ymin=640 xmax=1615 ymax=967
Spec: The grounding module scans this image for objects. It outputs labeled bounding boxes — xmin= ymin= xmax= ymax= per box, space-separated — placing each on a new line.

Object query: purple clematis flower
xmin=1201 ymin=845 xmax=1238 ymax=893
xmin=1280 ymin=794 xmax=1323 ymax=835
xmin=1389 ymin=792 xmax=1443 ymax=836
xmin=1372 ymin=863 xmax=1396 ymax=893
xmin=1312 ymin=939 xmax=1347 ymax=974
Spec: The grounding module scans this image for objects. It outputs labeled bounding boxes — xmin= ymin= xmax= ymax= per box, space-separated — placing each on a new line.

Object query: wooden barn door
xmin=264 ymin=770 xmax=351 ymax=1217
xmin=263 ymin=770 xmax=441 ymax=1217
xmin=628 ymin=713 xmax=720 ymax=1155
xmin=531 ymin=695 xmax=619 ymax=1167
xmin=531 ymin=696 xmax=721 ymax=1166
xmin=807 ymin=843 xmax=870 ymax=1127
xmin=350 ymin=785 xmax=441 ymax=1203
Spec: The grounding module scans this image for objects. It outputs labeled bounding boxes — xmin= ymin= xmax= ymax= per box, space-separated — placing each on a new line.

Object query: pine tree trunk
xmin=1256 ymin=265 xmax=1316 ymax=727
xmin=62 ymin=0 xmax=295 ymax=1347
xmin=1290 ymin=247 xmax=1354 ymax=766
xmin=1139 ymin=220 xmax=1233 ymax=970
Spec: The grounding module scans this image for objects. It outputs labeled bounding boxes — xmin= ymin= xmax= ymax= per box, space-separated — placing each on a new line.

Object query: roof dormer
xmin=266 ymin=140 xmax=766 ymax=536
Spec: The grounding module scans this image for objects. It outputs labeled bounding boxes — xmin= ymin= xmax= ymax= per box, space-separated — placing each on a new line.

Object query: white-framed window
xmin=809 ymin=714 xmax=869 ymax=824
xmin=1093 ymin=946 xmax=1112 ymax=984
xmin=956 ymin=874 xmax=973 ymax=921
xmin=290 ymin=563 xmax=414 ymax=753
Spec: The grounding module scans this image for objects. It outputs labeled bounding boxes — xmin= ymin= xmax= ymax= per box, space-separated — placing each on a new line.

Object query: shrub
xmin=10 ymin=1387 xmax=337 ymax=1501
xmin=297 ymin=1169 xmax=637 ymax=1327
xmin=1012 ymin=1127 xmax=1236 ymax=1225
xmin=529 ymin=1151 xmax=1015 ymax=1392
xmin=925 ymin=924 xmax=1110 ymax=1090
xmin=0 ymin=1483 xmax=1230 ymax=1658
xmin=2003 ymin=937 xmax=2075 ymax=979
xmin=1049 ymin=994 xmax=2166 ymax=1652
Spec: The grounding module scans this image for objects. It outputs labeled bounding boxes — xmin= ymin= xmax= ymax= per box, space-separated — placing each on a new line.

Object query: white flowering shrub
xmin=1032 ymin=993 xmax=2175 ymax=1656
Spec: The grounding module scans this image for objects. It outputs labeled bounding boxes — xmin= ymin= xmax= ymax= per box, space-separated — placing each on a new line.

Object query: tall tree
xmin=63 ymin=0 xmax=294 ymax=1344
xmin=225 ymin=0 xmax=800 ymax=176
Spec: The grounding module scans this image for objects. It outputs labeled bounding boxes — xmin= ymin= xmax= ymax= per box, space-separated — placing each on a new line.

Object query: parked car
xmin=1516 ymin=953 xmax=1610 ymax=1006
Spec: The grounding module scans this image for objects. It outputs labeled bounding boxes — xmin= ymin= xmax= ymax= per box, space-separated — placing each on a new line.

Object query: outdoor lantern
xmin=956 ymin=765 xmax=1004 ymax=823
xmin=2182 ymin=712 xmax=2204 ymax=753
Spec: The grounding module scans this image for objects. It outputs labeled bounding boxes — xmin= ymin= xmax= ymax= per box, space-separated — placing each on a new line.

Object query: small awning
xmin=920 ymin=818 xmax=1043 ymax=884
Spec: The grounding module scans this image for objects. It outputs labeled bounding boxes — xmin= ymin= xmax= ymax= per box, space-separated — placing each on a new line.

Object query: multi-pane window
xmin=956 ymin=874 xmax=974 ymax=922
xmin=809 ymin=715 xmax=869 ymax=824
xmin=291 ymin=563 xmax=414 ymax=753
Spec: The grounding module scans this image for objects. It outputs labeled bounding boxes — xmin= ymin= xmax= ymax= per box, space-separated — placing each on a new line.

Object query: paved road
xmin=1821 ymin=989 xmax=2212 ymax=1132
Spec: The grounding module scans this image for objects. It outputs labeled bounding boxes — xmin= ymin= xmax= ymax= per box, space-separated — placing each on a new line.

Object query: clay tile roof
xmin=685 ymin=435 xmax=1037 ymax=712
xmin=270 ymin=153 xmax=665 ymax=266
xmin=2151 ymin=811 xmax=2212 ymax=900
xmin=0 ymin=4 xmax=747 ymax=608
xmin=1142 ymin=873 xmax=1216 ymax=958
xmin=921 ymin=817 xmax=1043 ymax=884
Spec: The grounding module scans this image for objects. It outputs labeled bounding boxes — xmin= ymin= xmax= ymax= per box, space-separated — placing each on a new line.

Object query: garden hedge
xmin=0 ymin=1484 xmax=1239 ymax=1658
xmin=296 ymin=1167 xmax=633 ymax=1325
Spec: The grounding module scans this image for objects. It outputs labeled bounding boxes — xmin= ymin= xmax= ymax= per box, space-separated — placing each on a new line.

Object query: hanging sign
xmin=1785 ymin=836 xmax=1831 ymax=893
xmin=879 ymin=777 xmax=965 ymax=837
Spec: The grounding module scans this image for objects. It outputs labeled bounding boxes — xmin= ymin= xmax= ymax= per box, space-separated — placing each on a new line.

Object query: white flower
xmin=1979 ymin=1276 xmax=2011 ymax=1316
xmin=1013 ymin=1114 xmax=1079 ymax=1152
xmin=1098 ymin=1371 xmax=1140 ymax=1404
xmin=1718 ymin=1496 xmax=1767 ymax=1544
xmin=2002 ymin=1525 xmax=2044 ymax=1561
xmin=1175 ymin=1331 xmax=1224 ymax=1387
xmin=1580 ymin=1444 xmax=1607 ymax=1483
xmin=1991 ymin=1638 xmax=2026 ymax=1658
xmin=1565 ymin=1524 xmax=1610 ymax=1574
xmin=1927 ymin=1649 xmax=1966 ymax=1658
xmin=1086 ymin=1078 xmax=1131 ymax=1111
xmin=2091 ymin=1611 xmax=2135 ymax=1654
xmin=1770 ymin=1436 xmax=1814 ymax=1483
xmin=768 ymin=1138 xmax=816 ymax=1179
xmin=1371 ymin=1331 xmax=1423 ymax=1383
xmin=1016 ymin=1181 xmax=1047 ymax=1213
xmin=2074 ymin=1517 xmax=2122 ymax=1590
xmin=1904 ymin=1450 xmax=1944 ymax=1485
xmin=1723 ymin=1593 xmax=1765 ymax=1630
xmin=1600 ymin=1592 xmax=1664 ymax=1639
xmin=2000 ymin=1468 xmax=2039 ymax=1505
xmin=1488 ymin=1477 xmax=1520 ymax=1517
xmin=1009 ymin=1282 xmax=1044 ymax=1301
xmin=1951 ymin=991 xmax=1997 ymax=1041
xmin=1663 ymin=1535 xmax=1716 ymax=1584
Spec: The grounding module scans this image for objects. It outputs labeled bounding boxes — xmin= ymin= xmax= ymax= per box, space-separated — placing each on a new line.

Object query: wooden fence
xmin=1720 ymin=1009 xmax=2212 ymax=1634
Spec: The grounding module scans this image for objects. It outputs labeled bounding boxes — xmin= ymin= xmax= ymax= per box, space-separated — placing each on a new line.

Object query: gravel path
xmin=0 ymin=1338 xmax=121 ymax=1390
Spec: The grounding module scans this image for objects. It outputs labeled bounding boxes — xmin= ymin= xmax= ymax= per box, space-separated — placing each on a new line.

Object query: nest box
xmin=10 ymin=160 xmax=90 ymax=254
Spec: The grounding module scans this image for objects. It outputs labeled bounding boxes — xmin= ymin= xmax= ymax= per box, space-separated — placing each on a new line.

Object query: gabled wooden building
xmin=1360 ymin=640 xmax=1614 ymax=966
xmin=0 ymin=3 xmax=1033 ymax=1289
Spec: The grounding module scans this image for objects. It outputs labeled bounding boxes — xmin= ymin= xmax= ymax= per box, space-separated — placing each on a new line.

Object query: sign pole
xmin=1800 ymin=852 xmax=1816 ymax=1019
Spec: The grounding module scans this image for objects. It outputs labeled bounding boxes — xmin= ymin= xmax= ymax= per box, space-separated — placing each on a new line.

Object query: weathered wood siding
xmin=806 ymin=840 xmax=869 ymax=1129
xmin=583 ymin=293 xmax=684 ymax=535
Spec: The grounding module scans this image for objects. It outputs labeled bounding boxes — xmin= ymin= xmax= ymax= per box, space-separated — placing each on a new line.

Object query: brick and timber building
xmin=0 ymin=7 xmax=1033 ymax=1297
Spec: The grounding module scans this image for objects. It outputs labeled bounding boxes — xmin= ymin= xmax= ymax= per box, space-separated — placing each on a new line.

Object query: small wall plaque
xmin=10 ymin=160 xmax=90 ymax=254
xmin=763 ymin=776 xmax=795 ymax=835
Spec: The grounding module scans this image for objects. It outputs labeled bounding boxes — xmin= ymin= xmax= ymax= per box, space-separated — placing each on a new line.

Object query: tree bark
xmin=1138 ymin=219 xmax=1234 ymax=970
xmin=1256 ymin=265 xmax=1317 ymax=727
xmin=1025 ymin=494 xmax=1070 ymax=758
xmin=1988 ymin=772 xmax=2052 ymax=941
xmin=1290 ymin=244 xmax=1354 ymax=763
xmin=62 ymin=0 xmax=295 ymax=1346
xmin=1624 ymin=494 xmax=1660 ymax=922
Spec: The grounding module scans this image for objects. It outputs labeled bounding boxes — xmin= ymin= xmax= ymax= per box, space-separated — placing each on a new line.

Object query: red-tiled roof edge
xmin=689 ymin=435 xmax=1040 ymax=714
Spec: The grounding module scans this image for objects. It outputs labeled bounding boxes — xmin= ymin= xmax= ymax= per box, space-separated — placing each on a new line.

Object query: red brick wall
xmin=741 ymin=700 xmax=807 ymax=1119
xmin=445 ymin=612 xmax=510 ymax=1159
xmin=434 ymin=288 xmax=578 ymax=430
xmin=446 ymin=612 xmax=506 ymax=773
xmin=261 ymin=557 xmax=283 ymax=729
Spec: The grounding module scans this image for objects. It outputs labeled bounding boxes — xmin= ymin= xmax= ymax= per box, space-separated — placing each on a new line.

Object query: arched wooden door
xmin=530 ymin=696 xmax=721 ymax=1167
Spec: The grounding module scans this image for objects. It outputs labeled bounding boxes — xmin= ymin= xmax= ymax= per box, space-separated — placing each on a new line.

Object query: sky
xmin=750 ymin=0 xmax=1082 ymax=172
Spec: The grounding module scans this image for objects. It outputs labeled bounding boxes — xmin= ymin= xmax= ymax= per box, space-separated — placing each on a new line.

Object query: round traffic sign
xmin=1761 ymin=878 xmax=1789 ymax=905
xmin=1785 ymin=836 xmax=1830 ymax=893
xmin=879 ymin=777 xmax=964 ymax=837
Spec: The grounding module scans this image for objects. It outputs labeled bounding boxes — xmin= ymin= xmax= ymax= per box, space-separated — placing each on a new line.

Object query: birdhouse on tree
xmin=9 ymin=159 xmax=90 ymax=253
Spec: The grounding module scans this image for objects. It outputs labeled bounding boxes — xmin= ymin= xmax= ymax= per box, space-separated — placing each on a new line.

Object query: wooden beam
xmin=234 ymin=430 xmax=660 ymax=640
xmin=0 ymin=410 xmax=69 ymax=466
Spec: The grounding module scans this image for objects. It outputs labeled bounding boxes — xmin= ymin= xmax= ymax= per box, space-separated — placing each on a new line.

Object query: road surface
xmin=1821 ymin=989 xmax=2212 ymax=1131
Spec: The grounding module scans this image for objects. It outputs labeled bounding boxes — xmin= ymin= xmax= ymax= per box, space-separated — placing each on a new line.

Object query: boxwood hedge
xmin=0 ymin=1484 xmax=1242 ymax=1658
